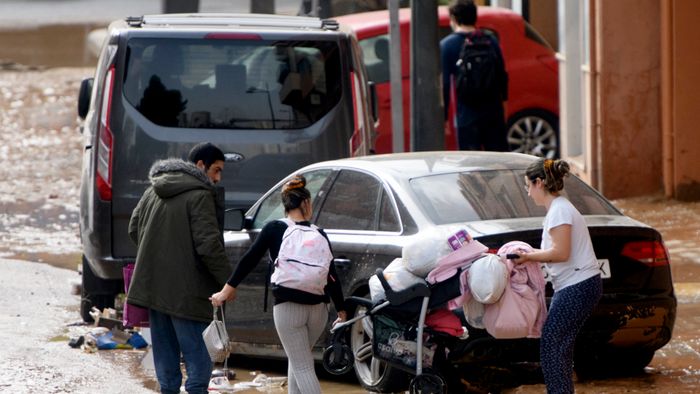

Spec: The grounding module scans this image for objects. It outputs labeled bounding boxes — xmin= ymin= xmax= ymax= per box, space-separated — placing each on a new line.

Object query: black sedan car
xmin=223 ymin=151 xmax=675 ymax=392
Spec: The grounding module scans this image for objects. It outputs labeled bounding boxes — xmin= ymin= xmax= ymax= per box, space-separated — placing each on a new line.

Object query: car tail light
xmin=349 ymin=71 xmax=364 ymax=156
xmin=621 ymin=240 xmax=670 ymax=267
xmin=96 ymin=66 xmax=115 ymax=201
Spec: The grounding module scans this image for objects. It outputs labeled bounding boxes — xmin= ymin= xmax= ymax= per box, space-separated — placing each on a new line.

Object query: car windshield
xmin=410 ymin=170 xmax=619 ymax=224
xmin=123 ymin=38 xmax=342 ymax=129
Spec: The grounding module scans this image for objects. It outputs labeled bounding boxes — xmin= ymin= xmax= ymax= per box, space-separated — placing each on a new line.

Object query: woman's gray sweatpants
xmin=273 ymin=302 xmax=328 ymax=394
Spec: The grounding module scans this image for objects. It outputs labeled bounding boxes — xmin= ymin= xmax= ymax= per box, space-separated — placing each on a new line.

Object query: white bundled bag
xmin=468 ymin=254 xmax=508 ymax=304
xmin=369 ymin=258 xmax=425 ymax=301
xmin=402 ymin=229 xmax=454 ymax=277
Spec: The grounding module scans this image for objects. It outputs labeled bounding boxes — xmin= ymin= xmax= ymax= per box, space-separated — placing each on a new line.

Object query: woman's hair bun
xmin=283 ymin=175 xmax=306 ymax=193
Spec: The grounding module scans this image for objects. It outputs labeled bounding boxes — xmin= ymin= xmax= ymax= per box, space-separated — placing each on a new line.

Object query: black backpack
xmin=455 ymin=30 xmax=500 ymax=105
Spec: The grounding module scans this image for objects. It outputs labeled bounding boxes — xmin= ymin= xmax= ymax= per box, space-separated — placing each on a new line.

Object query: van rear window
xmin=123 ymin=38 xmax=342 ymax=129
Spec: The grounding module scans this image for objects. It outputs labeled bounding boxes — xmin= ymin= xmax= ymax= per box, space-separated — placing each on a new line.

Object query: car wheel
xmin=350 ymin=303 xmax=410 ymax=392
xmin=506 ymin=110 xmax=559 ymax=159
xmin=574 ymin=348 xmax=654 ymax=378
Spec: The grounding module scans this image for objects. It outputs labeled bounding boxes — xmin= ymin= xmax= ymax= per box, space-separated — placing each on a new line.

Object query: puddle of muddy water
xmin=0 ymin=24 xmax=102 ymax=68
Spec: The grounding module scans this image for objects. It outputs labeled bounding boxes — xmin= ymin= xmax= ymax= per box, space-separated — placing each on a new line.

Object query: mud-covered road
xmin=1 ymin=66 xmax=699 ymax=393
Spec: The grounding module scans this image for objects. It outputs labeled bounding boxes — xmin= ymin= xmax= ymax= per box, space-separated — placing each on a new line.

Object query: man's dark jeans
xmin=149 ymin=309 xmax=212 ymax=394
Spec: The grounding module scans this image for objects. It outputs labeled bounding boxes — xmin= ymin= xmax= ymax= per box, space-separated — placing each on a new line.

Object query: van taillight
xmin=349 ymin=71 xmax=364 ymax=156
xmin=621 ymin=240 xmax=670 ymax=267
xmin=204 ymin=32 xmax=262 ymax=40
xmin=96 ymin=66 xmax=114 ymax=201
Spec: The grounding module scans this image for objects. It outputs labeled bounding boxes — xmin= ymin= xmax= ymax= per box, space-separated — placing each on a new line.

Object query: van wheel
xmin=80 ymin=287 xmax=115 ymax=323
xmin=350 ymin=302 xmax=410 ymax=392
xmin=80 ymin=256 xmax=119 ymax=323
xmin=506 ymin=110 xmax=559 ymax=159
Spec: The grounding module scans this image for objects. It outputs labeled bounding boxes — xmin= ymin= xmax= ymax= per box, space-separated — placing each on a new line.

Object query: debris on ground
xmin=65 ymin=307 xmax=149 ymax=353
xmin=208 ymin=371 xmax=287 ymax=393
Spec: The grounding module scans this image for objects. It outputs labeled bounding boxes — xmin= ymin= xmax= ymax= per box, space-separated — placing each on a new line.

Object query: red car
xmin=336 ymin=6 xmax=560 ymax=158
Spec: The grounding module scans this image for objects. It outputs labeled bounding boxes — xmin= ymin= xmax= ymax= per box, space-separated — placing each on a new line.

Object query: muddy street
xmin=1 ymin=64 xmax=700 ymax=393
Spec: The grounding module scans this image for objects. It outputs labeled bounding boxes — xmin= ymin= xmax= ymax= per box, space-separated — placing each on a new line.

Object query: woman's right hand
xmin=210 ymin=284 xmax=237 ymax=307
xmin=332 ymin=310 xmax=347 ymax=328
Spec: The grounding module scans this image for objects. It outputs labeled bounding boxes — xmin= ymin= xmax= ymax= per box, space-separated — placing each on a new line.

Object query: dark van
xmin=76 ymin=13 xmax=375 ymax=321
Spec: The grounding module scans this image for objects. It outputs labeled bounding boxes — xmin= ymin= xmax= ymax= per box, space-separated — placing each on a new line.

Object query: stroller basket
xmin=372 ymin=313 xmax=437 ymax=372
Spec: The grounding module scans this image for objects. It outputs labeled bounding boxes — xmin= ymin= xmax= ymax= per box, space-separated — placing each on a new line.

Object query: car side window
xmin=358 ymin=34 xmax=390 ymax=84
xmin=378 ymin=189 xmax=400 ymax=232
xmin=317 ymin=170 xmax=382 ymax=231
xmin=252 ymin=169 xmax=333 ymax=229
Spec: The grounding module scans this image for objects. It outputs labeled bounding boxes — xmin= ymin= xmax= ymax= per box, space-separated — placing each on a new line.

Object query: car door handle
xmin=333 ymin=258 xmax=351 ymax=269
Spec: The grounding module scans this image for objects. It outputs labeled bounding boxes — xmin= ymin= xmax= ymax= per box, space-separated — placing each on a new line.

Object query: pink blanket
xmin=482 ymin=241 xmax=547 ymax=338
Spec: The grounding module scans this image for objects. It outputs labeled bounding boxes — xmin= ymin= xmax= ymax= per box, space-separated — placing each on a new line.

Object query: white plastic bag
xmin=369 ymin=258 xmax=425 ymax=301
xmin=463 ymin=297 xmax=486 ymax=329
xmin=468 ymin=254 xmax=508 ymax=304
xmin=402 ymin=229 xmax=455 ymax=277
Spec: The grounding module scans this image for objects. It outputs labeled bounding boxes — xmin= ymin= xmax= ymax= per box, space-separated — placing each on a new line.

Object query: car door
xmin=315 ymin=169 xmax=404 ymax=298
xmin=225 ymin=168 xmax=336 ymax=348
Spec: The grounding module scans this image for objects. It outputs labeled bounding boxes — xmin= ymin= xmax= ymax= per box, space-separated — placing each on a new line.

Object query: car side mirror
xmin=78 ymin=78 xmax=94 ymax=120
xmin=224 ymin=209 xmax=252 ymax=231
xmin=368 ymin=80 xmax=378 ymax=123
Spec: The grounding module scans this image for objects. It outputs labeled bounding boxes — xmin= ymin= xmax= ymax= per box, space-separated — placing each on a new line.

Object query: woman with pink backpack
xmin=511 ymin=159 xmax=603 ymax=394
xmin=210 ymin=175 xmax=347 ymax=394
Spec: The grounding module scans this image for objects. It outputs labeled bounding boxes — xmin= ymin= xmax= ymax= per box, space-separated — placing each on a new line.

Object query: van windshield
xmin=123 ymin=38 xmax=342 ymax=129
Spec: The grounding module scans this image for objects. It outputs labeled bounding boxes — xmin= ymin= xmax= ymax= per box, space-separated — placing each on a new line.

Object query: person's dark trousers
xmin=540 ymin=275 xmax=602 ymax=394
xmin=149 ymin=309 xmax=212 ymax=394
xmin=456 ymin=103 xmax=508 ymax=151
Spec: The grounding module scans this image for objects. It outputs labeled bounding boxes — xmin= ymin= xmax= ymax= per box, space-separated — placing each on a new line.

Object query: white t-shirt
xmin=541 ymin=196 xmax=600 ymax=291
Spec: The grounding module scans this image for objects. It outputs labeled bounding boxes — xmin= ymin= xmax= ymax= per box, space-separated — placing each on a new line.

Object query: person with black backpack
xmin=210 ymin=175 xmax=347 ymax=394
xmin=441 ymin=0 xmax=509 ymax=151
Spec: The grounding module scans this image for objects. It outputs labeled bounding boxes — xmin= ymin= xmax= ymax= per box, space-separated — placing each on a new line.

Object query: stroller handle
xmin=375 ymin=268 xmax=430 ymax=306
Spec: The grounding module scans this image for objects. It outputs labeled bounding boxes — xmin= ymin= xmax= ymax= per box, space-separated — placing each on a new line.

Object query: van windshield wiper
xmin=246 ymin=83 xmax=276 ymax=129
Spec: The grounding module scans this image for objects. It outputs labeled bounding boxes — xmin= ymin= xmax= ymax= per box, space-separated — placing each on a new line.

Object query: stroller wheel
xmin=409 ymin=373 xmax=446 ymax=394
xmin=322 ymin=343 xmax=353 ymax=375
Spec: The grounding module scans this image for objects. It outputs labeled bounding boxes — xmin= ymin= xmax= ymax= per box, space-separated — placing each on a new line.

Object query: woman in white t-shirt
xmin=514 ymin=158 xmax=602 ymax=394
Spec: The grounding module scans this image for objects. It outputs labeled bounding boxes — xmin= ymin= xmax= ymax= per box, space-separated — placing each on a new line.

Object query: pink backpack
xmin=270 ymin=218 xmax=333 ymax=295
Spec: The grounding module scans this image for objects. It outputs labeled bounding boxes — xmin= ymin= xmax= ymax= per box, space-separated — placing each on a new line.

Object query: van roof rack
xmin=125 ymin=14 xmax=338 ymax=31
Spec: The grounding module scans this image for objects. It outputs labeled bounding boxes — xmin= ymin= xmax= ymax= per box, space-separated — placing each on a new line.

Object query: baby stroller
xmin=323 ymin=240 xmax=544 ymax=394
xmin=324 ymin=266 xmax=465 ymax=394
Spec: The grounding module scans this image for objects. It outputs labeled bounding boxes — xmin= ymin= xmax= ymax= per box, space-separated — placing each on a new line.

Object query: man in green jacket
xmin=127 ymin=142 xmax=232 ymax=394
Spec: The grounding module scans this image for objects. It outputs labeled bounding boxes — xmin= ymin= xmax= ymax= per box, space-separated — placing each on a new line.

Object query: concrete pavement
xmin=0 ymin=0 xmax=301 ymax=28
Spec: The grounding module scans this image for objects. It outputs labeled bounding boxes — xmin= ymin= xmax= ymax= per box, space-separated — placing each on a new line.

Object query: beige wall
xmin=593 ymin=0 xmax=662 ymax=199
xmin=529 ymin=0 xmax=558 ymax=51
xmin=664 ymin=0 xmax=700 ymax=200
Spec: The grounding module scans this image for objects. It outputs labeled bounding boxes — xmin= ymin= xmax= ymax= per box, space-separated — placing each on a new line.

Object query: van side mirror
xmin=224 ymin=209 xmax=251 ymax=231
xmin=78 ymin=78 xmax=94 ymax=120
xmin=368 ymin=80 xmax=378 ymax=123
